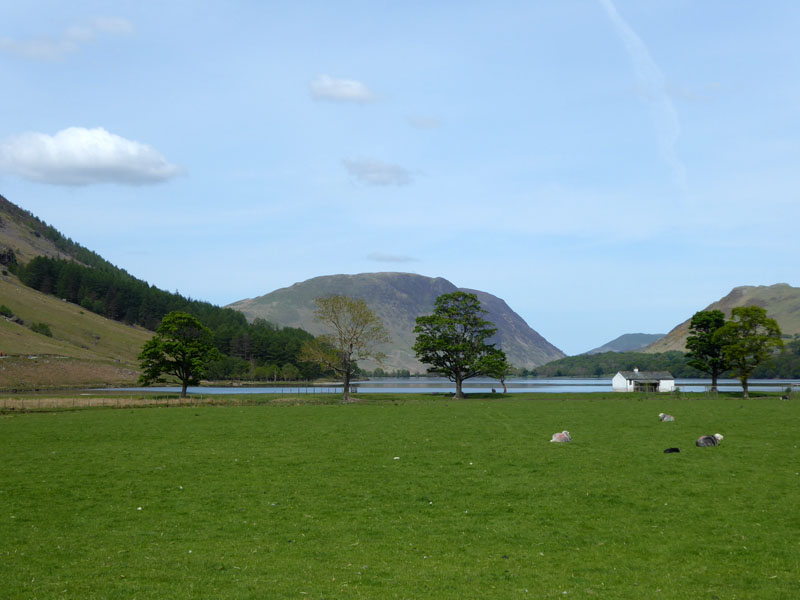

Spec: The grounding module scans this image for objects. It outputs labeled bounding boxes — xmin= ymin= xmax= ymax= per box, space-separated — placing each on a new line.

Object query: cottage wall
xmin=658 ymin=379 xmax=676 ymax=392
xmin=611 ymin=372 xmax=631 ymax=392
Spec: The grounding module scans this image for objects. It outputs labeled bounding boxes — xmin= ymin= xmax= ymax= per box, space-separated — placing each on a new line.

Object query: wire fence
xmin=0 ymin=387 xmax=351 ymax=412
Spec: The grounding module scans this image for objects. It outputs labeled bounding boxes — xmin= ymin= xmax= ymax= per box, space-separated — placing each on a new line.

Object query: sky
xmin=1 ymin=1 xmax=798 ymax=356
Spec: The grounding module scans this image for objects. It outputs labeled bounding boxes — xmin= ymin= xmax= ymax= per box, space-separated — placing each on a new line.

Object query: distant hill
xmin=586 ymin=333 xmax=665 ymax=355
xmin=227 ymin=273 xmax=565 ymax=371
xmin=644 ymin=283 xmax=800 ymax=353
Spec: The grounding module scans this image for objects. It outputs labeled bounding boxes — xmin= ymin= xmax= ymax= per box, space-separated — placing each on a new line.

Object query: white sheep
xmin=550 ymin=430 xmax=571 ymax=443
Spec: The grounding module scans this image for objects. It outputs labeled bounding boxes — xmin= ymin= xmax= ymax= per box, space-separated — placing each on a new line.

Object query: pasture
xmin=1 ymin=394 xmax=798 ymax=598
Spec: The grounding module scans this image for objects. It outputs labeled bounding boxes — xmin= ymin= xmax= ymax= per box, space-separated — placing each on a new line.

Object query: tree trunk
xmin=341 ymin=345 xmax=353 ymax=403
xmin=711 ymin=369 xmax=718 ymax=393
xmin=341 ymin=368 xmax=351 ymax=402
xmin=501 ymin=379 xmax=507 ymax=394
xmin=454 ymin=375 xmax=464 ymax=399
xmin=741 ymin=376 xmax=749 ymax=399
xmin=180 ymin=380 xmax=188 ymax=398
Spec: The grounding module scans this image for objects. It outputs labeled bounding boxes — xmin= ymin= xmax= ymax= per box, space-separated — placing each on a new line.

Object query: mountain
xmin=585 ymin=333 xmax=665 ymax=355
xmin=644 ymin=283 xmax=800 ymax=353
xmin=0 ymin=193 xmax=121 ymax=271
xmin=0 ymin=194 xmax=153 ymax=389
xmin=227 ymin=272 xmax=565 ymax=371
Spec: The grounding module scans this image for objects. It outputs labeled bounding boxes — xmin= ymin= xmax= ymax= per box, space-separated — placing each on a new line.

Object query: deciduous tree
xmin=685 ymin=309 xmax=728 ymax=392
xmin=300 ymin=296 xmax=390 ymax=402
xmin=484 ymin=351 xmax=512 ymax=393
xmin=718 ymin=305 xmax=783 ymax=398
xmin=413 ymin=291 xmax=506 ymax=398
xmin=138 ymin=311 xmax=221 ymax=397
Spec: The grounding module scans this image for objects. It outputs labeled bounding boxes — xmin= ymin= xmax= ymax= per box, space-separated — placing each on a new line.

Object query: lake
xmin=100 ymin=377 xmax=800 ymax=395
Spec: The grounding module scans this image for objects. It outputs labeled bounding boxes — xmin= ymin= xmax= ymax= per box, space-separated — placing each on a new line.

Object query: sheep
xmin=659 ymin=413 xmax=675 ymax=422
xmin=696 ymin=433 xmax=724 ymax=447
xmin=550 ymin=431 xmax=571 ymax=443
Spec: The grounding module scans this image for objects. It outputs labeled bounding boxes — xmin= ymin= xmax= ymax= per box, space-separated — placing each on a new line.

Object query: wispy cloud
xmin=343 ymin=158 xmax=412 ymax=186
xmin=408 ymin=116 xmax=441 ymax=130
xmin=0 ymin=127 xmax=183 ymax=186
xmin=310 ymin=75 xmax=375 ymax=103
xmin=0 ymin=16 xmax=133 ymax=60
xmin=367 ymin=251 xmax=419 ymax=263
xmin=598 ymin=0 xmax=686 ymax=191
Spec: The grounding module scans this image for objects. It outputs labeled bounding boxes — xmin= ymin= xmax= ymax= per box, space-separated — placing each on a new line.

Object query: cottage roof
xmin=617 ymin=370 xmax=674 ymax=382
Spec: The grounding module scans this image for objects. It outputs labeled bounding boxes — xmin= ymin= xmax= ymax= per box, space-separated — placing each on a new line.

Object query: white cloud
xmin=598 ymin=0 xmax=686 ymax=191
xmin=343 ymin=159 xmax=412 ymax=186
xmin=310 ymin=75 xmax=375 ymax=103
xmin=0 ymin=127 xmax=183 ymax=186
xmin=367 ymin=251 xmax=419 ymax=263
xmin=0 ymin=16 xmax=133 ymax=61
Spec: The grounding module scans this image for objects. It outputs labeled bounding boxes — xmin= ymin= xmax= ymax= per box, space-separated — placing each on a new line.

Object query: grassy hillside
xmin=0 ymin=274 xmax=150 ymax=389
xmin=0 ymin=193 xmax=117 ymax=270
xmin=645 ymin=283 xmax=800 ymax=353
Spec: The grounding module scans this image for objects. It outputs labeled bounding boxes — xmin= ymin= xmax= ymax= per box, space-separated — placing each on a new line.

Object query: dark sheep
xmin=696 ymin=434 xmax=723 ymax=447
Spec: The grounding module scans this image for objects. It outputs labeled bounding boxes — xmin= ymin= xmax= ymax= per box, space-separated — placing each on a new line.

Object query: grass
xmin=1 ymin=393 xmax=799 ymax=598
xmin=0 ymin=276 xmax=150 ymax=389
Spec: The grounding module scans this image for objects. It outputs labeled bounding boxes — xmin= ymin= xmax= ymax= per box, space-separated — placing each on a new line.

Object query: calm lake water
xmin=101 ymin=377 xmax=800 ymax=395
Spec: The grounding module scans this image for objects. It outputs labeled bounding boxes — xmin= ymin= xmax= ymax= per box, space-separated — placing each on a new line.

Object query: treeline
xmin=363 ymin=368 xmax=412 ymax=378
xmin=535 ymin=342 xmax=800 ymax=379
xmin=534 ymin=351 xmax=704 ymax=378
xmin=752 ymin=337 xmax=800 ymax=378
xmin=12 ymin=255 xmax=324 ymax=381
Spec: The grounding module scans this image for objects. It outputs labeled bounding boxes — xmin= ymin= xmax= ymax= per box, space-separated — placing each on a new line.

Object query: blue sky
xmin=1 ymin=1 xmax=798 ymax=355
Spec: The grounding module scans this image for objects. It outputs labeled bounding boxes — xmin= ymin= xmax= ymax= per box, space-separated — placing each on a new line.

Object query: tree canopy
xmin=483 ymin=351 xmax=512 ymax=393
xmin=300 ymin=295 xmax=390 ymax=402
xmin=138 ymin=311 xmax=221 ymax=397
xmin=718 ymin=305 xmax=783 ymax=398
xmin=413 ymin=291 xmax=507 ymax=398
xmin=685 ymin=309 xmax=729 ymax=391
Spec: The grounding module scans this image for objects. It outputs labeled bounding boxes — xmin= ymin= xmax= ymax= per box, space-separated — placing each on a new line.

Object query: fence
xmin=0 ymin=387 xmax=347 ymax=412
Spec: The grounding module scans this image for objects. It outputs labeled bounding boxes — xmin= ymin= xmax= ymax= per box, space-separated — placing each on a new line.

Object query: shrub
xmin=30 ymin=322 xmax=53 ymax=337
xmin=0 ymin=304 xmax=13 ymax=318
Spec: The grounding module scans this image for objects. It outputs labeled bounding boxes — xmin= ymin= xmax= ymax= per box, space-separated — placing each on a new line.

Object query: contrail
xmin=598 ymin=0 xmax=687 ymax=191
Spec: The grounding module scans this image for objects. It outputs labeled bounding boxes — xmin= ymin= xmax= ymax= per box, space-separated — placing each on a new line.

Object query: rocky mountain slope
xmin=227 ymin=272 xmax=565 ymax=371
xmin=644 ymin=283 xmax=800 ymax=353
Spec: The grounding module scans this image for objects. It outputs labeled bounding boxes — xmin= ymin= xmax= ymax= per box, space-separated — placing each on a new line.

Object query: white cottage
xmin=612 ymin=368 xmax=675 ymax=392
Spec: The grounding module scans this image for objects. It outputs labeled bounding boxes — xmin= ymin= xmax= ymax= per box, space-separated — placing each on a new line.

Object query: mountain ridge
xmin=586 ymin=333 xmax=665 ymax=355
xmin=227 ymin=272 xmax=565 ymax=371
xmin=644 ymin=283 xmax=800 ymax=353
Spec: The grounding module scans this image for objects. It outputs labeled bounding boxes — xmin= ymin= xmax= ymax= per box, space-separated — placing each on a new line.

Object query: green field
xmin=1 ymin=394 xmax=798 ymax=598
